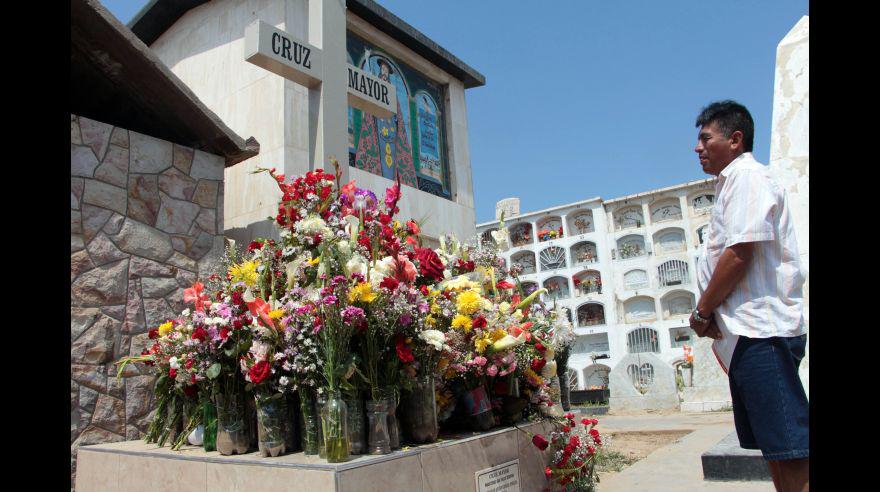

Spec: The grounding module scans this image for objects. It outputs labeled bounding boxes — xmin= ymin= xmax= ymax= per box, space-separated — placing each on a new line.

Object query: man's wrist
xmin=692 ymin=307 xmax=712 ymax=323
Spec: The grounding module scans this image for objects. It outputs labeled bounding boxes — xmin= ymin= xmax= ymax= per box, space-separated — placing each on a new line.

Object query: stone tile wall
xmin=70 ymin=114 xmax=228 ymax=483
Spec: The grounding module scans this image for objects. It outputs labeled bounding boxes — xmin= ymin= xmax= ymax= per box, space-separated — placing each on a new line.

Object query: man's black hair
xmin=695 ymin=100 xmax=755 ymax=152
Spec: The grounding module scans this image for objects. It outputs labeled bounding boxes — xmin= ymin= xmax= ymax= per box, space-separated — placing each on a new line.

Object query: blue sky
xmin=102 ymin=0 xmax=808 ymax=223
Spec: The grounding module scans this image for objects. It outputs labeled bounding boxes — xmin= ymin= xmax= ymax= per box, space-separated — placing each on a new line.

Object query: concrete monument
xmin=608 ymin=352 xmax=680 ymax=412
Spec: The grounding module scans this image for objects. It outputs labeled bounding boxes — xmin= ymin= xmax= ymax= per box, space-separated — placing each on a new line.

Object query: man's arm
xmin=690 ymin=242 xmax=755 ymax=338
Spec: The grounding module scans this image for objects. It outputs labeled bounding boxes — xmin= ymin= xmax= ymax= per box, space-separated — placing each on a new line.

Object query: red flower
xmin=395 ymin=334 xmax=414 ymax=364
xmin=220 ymin=328 xmax=230 ymax=340
xmin=247 ymin=240 xmax=264 ymax=252
xmin=532 ymin=434 xmax=549 ymax=451
xmin=380 ymin=276 xmax=400 ymax=291
xmin=544 ymin=466 xmax=552 ymax=479
xmin=249 ymin=360 xmax=271 ymax=384
xmin=495 ymin=280 xmax=515 ymax=290
xmin=564 ymin=412 xmax=575 ymax=420
xmin=169 ymin=368 xmax=177 ymax=379
xmin=562 ymin=425 xmax=570 ymax=433
xmin=472 ymin=316 xmax=487 ymax=329
xmin=419 ymin=285 xmax=429 ymax=296
xmin=406 ymin=220 xmax=420 ymax=235
xmin=148 ymin=328 xmax=158 ymax=339
xmin=415 ymin=248 xmax=445 ymax=282
xmin=534 ymin=342 xmax=547 ymax=354
xmin=531 ymin=358 xmax=547 ymax=372
xmin=185 ymin=359 xmax=194 ymax=370
xmin=191 ymin=327 xmax=208 ymax=342
xmin=184 ymin=281 xmax=211 ymax=313
xmin=581 ymin=418 xmax=591 ymax=426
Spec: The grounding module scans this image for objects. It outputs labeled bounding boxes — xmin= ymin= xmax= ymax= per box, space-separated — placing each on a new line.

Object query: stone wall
xmin=70 ymin=115 xmax=227 ymax=482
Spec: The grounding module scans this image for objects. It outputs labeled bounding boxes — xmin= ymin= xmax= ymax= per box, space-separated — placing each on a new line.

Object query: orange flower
xmin=183 ymin=282 xmax=211 ymax=313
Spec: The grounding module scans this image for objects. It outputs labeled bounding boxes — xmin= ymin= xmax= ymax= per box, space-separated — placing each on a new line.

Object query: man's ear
xmin=729 ymin=130 xmax=744 ymax=151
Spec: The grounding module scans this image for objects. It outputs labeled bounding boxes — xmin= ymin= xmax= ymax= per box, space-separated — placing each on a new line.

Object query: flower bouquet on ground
xmin=529 ymin=413 xmax=605 ymax=491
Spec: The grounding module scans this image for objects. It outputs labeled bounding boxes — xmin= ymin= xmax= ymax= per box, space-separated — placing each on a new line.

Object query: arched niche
xmin=650 ymin=199 xmax=682 ymax=223
xmin=480 ymin=228 xmax=496 ymax=247
xmin=658 ymin=259 xmax=690 ymax=287
xmin=661 ymin=290 xmax=695 ymax=319
xmin=695 ymin=224 xmax=708 ymax=245
xmin=536 ymin=215 xmax=564 ymax=241
xmin=539 ymin=246 xmax=567 ymax=271
xmin=617 ymin=234 xmax=646 ymax=260
xmin=614 ymin=205 xmax=644 ymax=231
xmin=576 ymin=302 xmax=606 ymax=327
xmin=573 ymin=269 xmax=602 ymax=296
xmin=568 ymin=210 xmax=594 ymax=235
xmin=626 ymin=326 xmax=660 ymax=354
xmin=623 ymin=269 xmax=649 ymax=290
xmin=543 ymin=276 xmax=570 ymax=301
xmin=509 ymin=222 xmax=533 ymax=247
xmin=623 ymin=296 xmax=657 ymax=323
xmin=669 ymin=326 xmax=696 ymax=348
xmin=510 ymin=250 xmax=536 ymax=275
xmin=652 ymin=227 xmax=686 ymax=255
xmin=571 ymin=241 xmax=598 ymax=266
xmin=690 ymin=192 xmax=715 ymax=214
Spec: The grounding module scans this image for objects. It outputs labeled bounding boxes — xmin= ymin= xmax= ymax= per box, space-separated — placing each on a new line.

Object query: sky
xmin=102 ymin=0 xmax=808 ymax=224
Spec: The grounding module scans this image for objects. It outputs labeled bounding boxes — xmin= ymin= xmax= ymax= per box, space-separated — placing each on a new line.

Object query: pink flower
xmin=183 ymin=282 xmax=211 ymax=313
xmin=392 ymin=255 xmax=418 ymax=284
xmin=486 ymin=365 xmax=498 ymax=377
xmin=384 ymin=183 xmax=401 ymax=212
xmin=473 ymin=356 xmax=487 ymax=367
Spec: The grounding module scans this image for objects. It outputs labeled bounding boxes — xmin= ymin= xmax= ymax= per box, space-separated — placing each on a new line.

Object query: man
xmin=689 ymin=100 xmax=808 ymax=491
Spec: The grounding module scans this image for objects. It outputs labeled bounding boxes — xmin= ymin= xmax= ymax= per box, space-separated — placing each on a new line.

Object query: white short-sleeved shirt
xmin=696 ymin=152 xmax=806 ymax=358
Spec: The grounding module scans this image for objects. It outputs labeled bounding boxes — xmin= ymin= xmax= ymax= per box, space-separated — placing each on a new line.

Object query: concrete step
xmin=701 ymin=431 xmax=771 ymax=481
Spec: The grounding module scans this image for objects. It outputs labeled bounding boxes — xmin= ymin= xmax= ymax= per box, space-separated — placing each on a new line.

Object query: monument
xmin=130 ymin=0 xmax=485 ymax=247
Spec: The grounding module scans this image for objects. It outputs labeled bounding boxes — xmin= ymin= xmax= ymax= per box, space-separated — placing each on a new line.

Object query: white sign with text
xmin=346 ymin=64 xmax=397 ymax=118
xmin=244 ymin=20 xmax=323 ymax=88
xmin=474 ymin=459 xmax=521 ymax=492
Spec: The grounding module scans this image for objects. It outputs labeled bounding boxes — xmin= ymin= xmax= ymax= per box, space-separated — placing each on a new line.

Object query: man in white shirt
xmin=689 ymin=100 xmax=808 ymax=492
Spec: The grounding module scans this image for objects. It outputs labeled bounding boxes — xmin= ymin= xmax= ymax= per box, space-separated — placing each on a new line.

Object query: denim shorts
xmin=728 ymin=334 xmax=809 ymax=461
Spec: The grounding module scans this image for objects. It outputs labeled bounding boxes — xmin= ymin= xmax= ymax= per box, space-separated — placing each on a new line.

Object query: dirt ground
xmin=596 ymin=429 xmax=693 ymax=479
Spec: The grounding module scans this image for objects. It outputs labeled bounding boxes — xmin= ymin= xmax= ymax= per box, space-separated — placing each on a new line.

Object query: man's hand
xmin=690 ymin=313 xmax=722 ymax=340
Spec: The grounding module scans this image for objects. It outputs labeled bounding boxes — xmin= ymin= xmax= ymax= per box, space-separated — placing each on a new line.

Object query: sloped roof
xmin=129 ymin=0 xmax=486 ymax=88
xmin=71 ymin=0 xmax=259 ymax=166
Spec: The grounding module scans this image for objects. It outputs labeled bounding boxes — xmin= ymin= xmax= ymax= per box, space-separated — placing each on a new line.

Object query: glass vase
xmin=202 ymin=401 xmax=217 ymax=452
xmin=384 ymin=393 xmax=401 ymax=450
xmin=284 ymin=392 xmax=300 ymax=452
xmin=400 ymin=375 xmax=438 ymax=444
xmin=255 ymin=393 xmax=287 ymax=457
xmin=345 ymin=394 xmax=365 ymax=455
xmin=365 ymin=398 xmax=391 ymax=454
xmin=461 ymin=384 xmax=494 ymax=431
xmin=214 ymin=393 xmax=250 ymax=455
xmin=320 ymin=391 xmax=351 ymax=463
xmin=317 ymin=392 xmax=328 ymax=458
xmin=299 ymin=389 xmax=320 ymax=455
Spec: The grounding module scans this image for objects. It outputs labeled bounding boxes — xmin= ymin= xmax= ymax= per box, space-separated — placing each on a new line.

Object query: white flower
xmin=541 ymin=360 xmax=557 ymax=379
xmin=273 ymin=352 xmax=285 ymax=361
xmin=251 ymin=340 xmax=270 ymax=361
xmin=169 ymin=357 xmax=180 ymax=369
xmin=419 ymin=329 xmax=447 ymax=351
xmin=279 ymin=376 xmax=290 ymax=386
xmin=491 ymin=228 xmax=510 ymax=252
xmin=345 ymin=256 xmax=368 ymax=277
xmin=181 ymin=309 xmax=191 ymax=317
xmin=492 ymin=333 xmax=527 ymax=352
xmin=295 ymin=214 xmax=332 ymax=237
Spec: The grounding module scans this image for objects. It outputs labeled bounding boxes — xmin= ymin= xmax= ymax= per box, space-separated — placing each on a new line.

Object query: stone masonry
xmin=70 ymin=114 xmax=228 ymax=482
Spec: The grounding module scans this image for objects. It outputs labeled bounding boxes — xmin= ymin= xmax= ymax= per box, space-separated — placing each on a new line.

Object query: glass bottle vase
xmin=299 ymin=389 xmax=320 ymax=455
xmin=202 ymin=401 xmax=217 ymax=452
xmin=255 ymin=393 xmax=287 ymax=457
xmin=400 ymin=375 xmax=438 ymax=444
xmin=317 ymin=392 xmax=328 ymax=458
xmin=345 ymin=394 xmax=365 ymax=455
xmin=384 ymin=393 xmax=401 ymax=449
xmin=461 ymin=384 xmax=494 ymax=431
xmin=214 ymin=393 xmax=250 ymax=455
xmin=320 ymin=391 xmax=351 ymax=463
xmin=365 ymin=398 xmax=391 ymax=454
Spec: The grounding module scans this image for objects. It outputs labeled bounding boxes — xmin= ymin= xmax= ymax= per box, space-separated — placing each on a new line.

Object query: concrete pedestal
xmin=75 ymin=420 xmax=556 ymax=491
xmin=701 ymin=431 xmax=771 ymax=481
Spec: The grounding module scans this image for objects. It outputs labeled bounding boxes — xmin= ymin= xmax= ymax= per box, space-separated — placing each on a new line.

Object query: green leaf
xmin=206 ymin=363 xmax=222 ymax=380
xmin=224 ymin=347 xmax=235 ymax=357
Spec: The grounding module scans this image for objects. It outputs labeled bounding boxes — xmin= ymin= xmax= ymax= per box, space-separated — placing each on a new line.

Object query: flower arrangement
xmin=681 ymin=344 xmax=694 ymax=369
xmin=530 ymin=413 xmax=605 ymax=491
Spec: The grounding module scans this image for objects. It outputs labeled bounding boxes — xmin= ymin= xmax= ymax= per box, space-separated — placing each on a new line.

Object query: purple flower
xmin=342 ymin=306 xmax=366 ymax=326
xmin=295 ymin=306 xmax=313 ymax=315
xmin=399 ymin=314 xmax=412 ymax=326
xmin=354 ymin=189 xmax=378 ymax=211
xmin=322 ymin=295 xmax=338 ymax=305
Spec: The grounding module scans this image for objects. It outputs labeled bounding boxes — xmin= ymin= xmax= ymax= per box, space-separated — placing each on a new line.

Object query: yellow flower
xmin=229 ymin=260 xmax=260 ymax=287
xmin=158 ymin=321 xmax=174 ymax=337
xmin=382 ymin=127 xmax=389 ymax=137
xmin=456 ymin=289 xmax=483 ymax=316
xmin=393 ymin=220 xmax=401 ymax=230
xmin=489 ymin=328 xmax=508 ymax=343
xmin=268 ymin=309 xmax=284 ymax=320
xmin=451 ymin=314 xmax=472 ymax=332
xmin=348 ymin=282 xmax=376 ymax=304
xmin=474 ymin=335 xmax=491 ymax=354
xmin=425 ymin=315 xmax=437 ymax=328
xmin=430 ymin=302 xmax=441 ymax=315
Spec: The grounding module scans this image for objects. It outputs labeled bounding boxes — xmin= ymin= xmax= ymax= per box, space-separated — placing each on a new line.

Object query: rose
xmin=248 ymin=360 xmax=271 ymax=384
xmin=395 ymin=334 xmax=414 ymax=364
xmin=192 ymin=327 xmax=208 ymax=342
xmin=415 ymin=247 xmax=445 ymax=282
xmin=533 ymin=434 xmax=549 ymax=451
